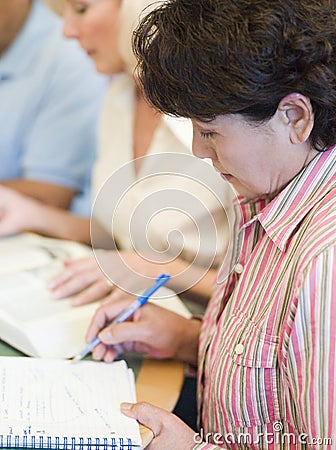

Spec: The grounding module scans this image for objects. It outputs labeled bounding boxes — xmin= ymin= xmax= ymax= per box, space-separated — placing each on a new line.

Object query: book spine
xmin=0 ymin=435 xmax=135 ymax=449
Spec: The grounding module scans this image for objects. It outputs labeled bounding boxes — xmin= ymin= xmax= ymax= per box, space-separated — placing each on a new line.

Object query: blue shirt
xmin=0 ymin=0 xmax=108 ymax=215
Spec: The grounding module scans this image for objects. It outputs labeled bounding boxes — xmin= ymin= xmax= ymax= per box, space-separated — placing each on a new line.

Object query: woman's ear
xmin=277 ymin=93 xmax=314 ymax=144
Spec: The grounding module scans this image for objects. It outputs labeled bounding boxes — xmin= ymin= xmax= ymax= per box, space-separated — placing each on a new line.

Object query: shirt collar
xmin=255 ymin=146 xmax=336 ymax=251
xmin=235 ymin=195 xmax=269 ymax=227
xmin=0 ymin=0 xmax=59 ymax=79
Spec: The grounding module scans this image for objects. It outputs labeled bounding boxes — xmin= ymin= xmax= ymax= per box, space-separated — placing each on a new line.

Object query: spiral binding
xmin=0 ymin=435 xmax=136 ymax=449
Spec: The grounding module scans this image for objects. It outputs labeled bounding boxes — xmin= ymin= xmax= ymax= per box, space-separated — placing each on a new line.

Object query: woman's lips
xmin=220 ymin=173 xmax=233 ymax=180
xmin=213 ymin=165 xmax=233 ymax=181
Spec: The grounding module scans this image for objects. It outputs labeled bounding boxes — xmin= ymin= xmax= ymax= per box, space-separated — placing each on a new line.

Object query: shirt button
xmin=234 ymin=263 xmax=244 ymax=274
xmin=235 ymin=343 xmax=244 ymax=355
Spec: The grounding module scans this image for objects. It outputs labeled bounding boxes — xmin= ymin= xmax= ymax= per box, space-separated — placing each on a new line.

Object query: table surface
xmin=0 ymin=339 xmax=184 ymax=448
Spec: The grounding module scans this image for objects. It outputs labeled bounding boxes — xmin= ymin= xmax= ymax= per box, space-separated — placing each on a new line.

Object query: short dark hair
xmin=133 ymin=0 xmax=336 ymax=151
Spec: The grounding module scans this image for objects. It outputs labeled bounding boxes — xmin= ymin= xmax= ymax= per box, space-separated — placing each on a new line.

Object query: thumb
xmin=121 ymin=402 xmax=168 ymax=437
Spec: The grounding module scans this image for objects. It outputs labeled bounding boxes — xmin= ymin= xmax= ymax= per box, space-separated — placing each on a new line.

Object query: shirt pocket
xmin=217 ymin=312 xmax=282 ymax=428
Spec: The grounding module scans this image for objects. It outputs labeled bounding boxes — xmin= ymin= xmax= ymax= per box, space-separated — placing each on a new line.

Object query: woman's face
xmin=191 ymin=106 xmax=316 ymax=200
xmin=63 ymin=0 xmax=124 ymax=74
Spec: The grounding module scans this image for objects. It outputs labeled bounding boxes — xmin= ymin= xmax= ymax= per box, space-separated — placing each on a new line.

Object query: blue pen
xmin=71 ymin=273 xmax=171 ymax=362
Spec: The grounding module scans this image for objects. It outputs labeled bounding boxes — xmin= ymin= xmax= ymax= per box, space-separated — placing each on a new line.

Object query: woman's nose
xmin=62 ymin=10 xmax=80 ymax=39
xmin=192 ymin=137 xmax=216 ymax=160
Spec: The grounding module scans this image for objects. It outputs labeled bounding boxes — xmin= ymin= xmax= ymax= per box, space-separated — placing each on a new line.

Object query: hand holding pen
xmin=72 ymin=274 xmax=171 ymax=362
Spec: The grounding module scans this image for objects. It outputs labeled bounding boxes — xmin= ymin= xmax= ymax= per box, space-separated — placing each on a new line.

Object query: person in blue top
xmin=0 ymin=0 xmax=107 ymax=214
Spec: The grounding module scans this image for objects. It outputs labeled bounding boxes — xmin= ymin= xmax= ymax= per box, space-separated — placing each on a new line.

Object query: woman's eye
xmin=76 ymin=6 xmax=87 ymax=13
xmin=73 ymin=3 xmax=88 ymax=13
xmin=200 ymin=131 xmax=216 ymax=139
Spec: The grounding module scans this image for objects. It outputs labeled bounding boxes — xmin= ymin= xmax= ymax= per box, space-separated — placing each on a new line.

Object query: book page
xmin=0 ymin=234 xmax=97 ymax=358
xmin=0 ymin=264 xmax=95 ymax=323
xmin=0 ymin=357 xmax=141 ymax=448
xmin=0 ymin=233 xmax=91 ymax=274
xmin=0 ymin=274 xmax=190 ymax=358
xmin=0 ymin=263 xmax=98 ymax=358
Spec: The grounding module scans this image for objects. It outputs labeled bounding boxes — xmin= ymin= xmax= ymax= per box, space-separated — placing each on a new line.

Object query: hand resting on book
xmin=48 ymin=251 xmax=176 ymax=306
xmin=48 ymin=249 xmax=213 ymax=306
xmin=48 ymin=253 xmax=114 ymax=305
xmin=48 ymin=250 xmax=171 ymax=306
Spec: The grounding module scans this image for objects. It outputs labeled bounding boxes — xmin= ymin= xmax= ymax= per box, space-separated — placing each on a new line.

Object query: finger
xmin=0 ymin=222 xmax=18 ymax=236
xmin=48 ymin=264 xmax=79 ymax=289
xmin=91 ymin=343 xmax=121 ymax=362
xmin=121 ymin=402 xmax=196 ymax=449
xmin=120 ymin=402 xmax=168 ymax=437
xmin=91 ymin=342 xmax=107 ymax=361
xmin=85 ymin=298 xmax=137 ymax=342
xmin=48 ymin=257 xmax=98 ymax=289
xmin=104 ymin=347 xmax=121 ymax=363
xmin=50 ymin=270 xmax=100 ymax=299
xmin=63 ymin=257 xmax=96 ymax=269
xmin=71 ymin=279 xmax=113 ymax=306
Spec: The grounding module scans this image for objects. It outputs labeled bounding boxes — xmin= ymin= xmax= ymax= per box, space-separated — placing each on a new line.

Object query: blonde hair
xmin=118 ymin=0 xmax=163 ymax=74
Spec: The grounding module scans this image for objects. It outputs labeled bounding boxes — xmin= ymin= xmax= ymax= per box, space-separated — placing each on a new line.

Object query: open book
xmin=0 ymin=233 xmax=191 ymax=358
xmin=0 ymin=233 xmax=97 ymax=358
xmin=0 ymin=356 xmax=142 ymax=449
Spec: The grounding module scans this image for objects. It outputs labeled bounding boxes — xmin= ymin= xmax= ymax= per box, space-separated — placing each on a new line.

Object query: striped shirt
xmin=193 ymin=146 xmax=336 ymax=449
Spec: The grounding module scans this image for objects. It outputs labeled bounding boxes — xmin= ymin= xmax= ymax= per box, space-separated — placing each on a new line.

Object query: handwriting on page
xmin=0 ymin=358 xmax=135 ymax=439
xmin=1 ymin=364 xmax=89 ymax=434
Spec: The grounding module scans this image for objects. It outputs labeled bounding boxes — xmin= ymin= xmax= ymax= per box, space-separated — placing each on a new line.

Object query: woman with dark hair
xmin=87 ymin=0 xmax=336 ymax=448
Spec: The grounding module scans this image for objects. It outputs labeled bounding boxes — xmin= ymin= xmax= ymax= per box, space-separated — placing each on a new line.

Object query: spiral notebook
xmin=0 ymin=357 xmax=142 ymax=449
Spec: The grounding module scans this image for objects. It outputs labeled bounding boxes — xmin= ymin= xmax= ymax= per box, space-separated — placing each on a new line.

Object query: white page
xmin=0 ymin=263 xmax=98 ymax=358
xmin=0 ymin=233 xmax=91 ymax=274
xmin=0 ymin=263 xmax=95 ymax=323
xmin=0 ymin=234 xmax=97 ymax=358
xmin=0 ymin=357 xmax=142 ymax=448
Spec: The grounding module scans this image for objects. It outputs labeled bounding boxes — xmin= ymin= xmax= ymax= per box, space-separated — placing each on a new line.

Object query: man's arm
xmin=17 ymin=20 xmax=107 ymax=214
xmin=2 ymin=179 xmax=76 ymax=209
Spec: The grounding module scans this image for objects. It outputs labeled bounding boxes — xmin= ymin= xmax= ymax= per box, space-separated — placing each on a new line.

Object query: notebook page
xmin=0 ymin=357 xmax=141 ymax=448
